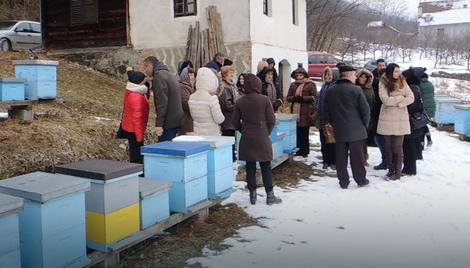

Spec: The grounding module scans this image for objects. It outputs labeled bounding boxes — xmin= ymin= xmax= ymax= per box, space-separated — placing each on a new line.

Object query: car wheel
xmin=0 ymin=38 xmax=12 ymax=52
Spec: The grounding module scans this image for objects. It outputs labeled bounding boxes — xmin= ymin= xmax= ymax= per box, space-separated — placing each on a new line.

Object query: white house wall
xmin=249 ymin=0 xmax=307 ymax=52
xmin=129 ymin=0 xmax=251 ymax=49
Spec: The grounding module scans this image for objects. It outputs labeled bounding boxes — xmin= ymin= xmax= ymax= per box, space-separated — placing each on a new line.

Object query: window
xmin=30 ymin=23 xmax=41 ymax=33
xmin=308 ymin=55 xmax=319 ymax=64
xmin=263 ymin=0 xmax=272 ymax=17
xmin=70 ymin=0 xmax=99 ymax=26
xmin=292 ymin=0 xmax=299 ymax=25
xmin=15 ymin=23 xmax=31 ymax=33
xmin=174 ymin=0 xmax=197 ymax=17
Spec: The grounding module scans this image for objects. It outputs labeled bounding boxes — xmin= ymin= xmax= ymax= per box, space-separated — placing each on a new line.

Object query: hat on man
xmin=338 ymin=65 xmax=356 ymax=74
xmin=127 ymin=71 xmax=146 ymax=84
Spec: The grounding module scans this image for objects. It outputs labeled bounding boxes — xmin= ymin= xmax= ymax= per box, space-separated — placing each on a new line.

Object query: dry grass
xmin=0 ymin=52 xmax=157 ymax=180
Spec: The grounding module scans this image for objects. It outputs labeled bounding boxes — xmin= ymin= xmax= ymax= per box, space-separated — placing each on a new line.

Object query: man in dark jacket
xmin=324 ymin=65 xmax=370 ymax=189
xmin=371 ymin=58 xmax=387 ymax=170
xmin=205 ymin=52 xmax=225 ymax=72
xmin=143 ymin=56 xmax=184 ymax=142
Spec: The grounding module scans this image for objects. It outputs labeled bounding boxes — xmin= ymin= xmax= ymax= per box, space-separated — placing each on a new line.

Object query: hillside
xmin=0 ymin=52 xmax=157 ymax=180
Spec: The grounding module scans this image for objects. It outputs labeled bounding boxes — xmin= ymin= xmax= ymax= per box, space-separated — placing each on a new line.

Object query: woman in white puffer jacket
xmin=189 ymin=67 xmax=225 ymax=136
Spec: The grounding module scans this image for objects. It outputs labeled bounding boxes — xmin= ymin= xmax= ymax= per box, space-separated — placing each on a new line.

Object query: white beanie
xmin=195 ymin=67 xmax=219 ymax=94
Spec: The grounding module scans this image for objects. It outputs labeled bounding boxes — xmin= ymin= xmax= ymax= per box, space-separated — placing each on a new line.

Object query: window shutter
xmin=71 ymin=0 xmax=99 ymax=26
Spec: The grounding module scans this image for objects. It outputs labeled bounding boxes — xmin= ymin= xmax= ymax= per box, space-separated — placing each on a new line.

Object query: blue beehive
xmin=276 ymin=114 xmax=298 ymax=153
xmin=55 ymin=159 xmax=142 ymax=252
xmin=272 ymin=133 xmax=286 ymax=160
xmin=454 ymin=104 xmax=470 ymax=136
xmin=0 ymin=194 xmax=23 ymax=268
xmin=13 ymin=60 xmax=58 ymax=100
xmin=138 ymin=178 xmax=171 ymax=229
xmin=434 ymin=96 xmax=462 ymax=125
xmin=0 ymin=172 xmax=90 ymax=268
xmin=0 ymin=78 xmax=25 ymax=101
xmin=174 ymin=135 xmax=236 ymax=199
xmin=141 ymin=142 xmax=210 ymax=213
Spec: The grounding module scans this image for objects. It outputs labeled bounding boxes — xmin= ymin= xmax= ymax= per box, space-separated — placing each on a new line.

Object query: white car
xmin=0 ymin=20 xmax=42 ymax=52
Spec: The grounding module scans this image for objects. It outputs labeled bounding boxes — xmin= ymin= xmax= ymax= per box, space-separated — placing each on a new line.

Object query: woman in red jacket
xmin=120 ymin=71 xmax=149 ymax=163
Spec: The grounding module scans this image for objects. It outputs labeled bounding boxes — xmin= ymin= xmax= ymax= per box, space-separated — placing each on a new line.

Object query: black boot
xmin=385 ymin=169 xmax=395 ymax=179
xmin=266 ymin=191 xmax=282 ymax=205
xmin=249 ymin=190 xmax=257 ymax=205
xmin=374 ymin=162 xmax=387 ymax=170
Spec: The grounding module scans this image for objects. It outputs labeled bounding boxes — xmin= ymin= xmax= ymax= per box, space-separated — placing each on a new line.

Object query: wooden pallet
xmin=87 ymin=199 xmax=223 ymax=268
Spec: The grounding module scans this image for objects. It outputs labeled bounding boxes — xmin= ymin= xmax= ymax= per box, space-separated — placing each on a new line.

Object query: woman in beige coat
xmin=377 ymin=63 xmax=414 ymax=180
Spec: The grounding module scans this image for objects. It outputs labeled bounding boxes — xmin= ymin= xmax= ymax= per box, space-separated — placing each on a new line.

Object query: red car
xmin=308 ymin=52 xmax=339 ymax=78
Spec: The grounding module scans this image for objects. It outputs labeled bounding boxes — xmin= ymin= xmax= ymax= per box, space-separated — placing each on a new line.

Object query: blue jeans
xmin=157 ymin=128 xmax=179 ymax=143
xmin=374 ymin=134 xmax=385 ymax=163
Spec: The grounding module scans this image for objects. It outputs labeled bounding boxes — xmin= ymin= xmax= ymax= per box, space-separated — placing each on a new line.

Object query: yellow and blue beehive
xmin=56 ymin=159 xmax=142 ymax=252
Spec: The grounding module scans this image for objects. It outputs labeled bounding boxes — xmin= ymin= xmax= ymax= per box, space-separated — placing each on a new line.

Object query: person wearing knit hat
xmin=178 ymin=66 xmax=195 ymax=135
xmin=218 ymin=65 xmax=239 ymax=162
xmin=117 ymin=70 xmax=150 ymax=164
xmin=232 ymin=73 xmax=282 ymax=205
xmin=266 ymin=57 xmax=280 ymax=89
xmin=188 ymin=67 xmax=225 ymax=136
xmin=287 ymin=66 xmax=318 ymax=157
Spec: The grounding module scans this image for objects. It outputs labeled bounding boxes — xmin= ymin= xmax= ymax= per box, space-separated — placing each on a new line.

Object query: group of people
xmin=117 ymin=52 xmax=436 ymax=201
xmin=318 ymin=59 xmax=436 ymax=188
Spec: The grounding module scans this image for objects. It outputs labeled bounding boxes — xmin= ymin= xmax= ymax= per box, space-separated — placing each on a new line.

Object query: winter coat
xmin=189 ymin=67 xmax=225 ymax=136
xmin=286 ymin=80 xmax=318 ymax=128
xmin=405 ymin=84 xmax=425 ymax=139
xmin=259 ymin=67 xmax=283 ymax=111
xmin=179 ymin=80 xmax=194 ymax=135
xmin=419 ymin=75 xmax=436 ymax=118
xmin=316 ymin=82 xmax=333 ymax=128
xmin=218 ymin=79 xmax=238 ymax=131
xmin=324 ymin=79 xmax=370 ymax=142
xmin=371 ymin=68 xmax=384 ymax=132
xmin=206 ymin=60 xmax=222 ymax=72
xmin=121 ymin=82 xmax=150 ymax=142
xmin=151 ymin=60 xmax=184 ymax=129
xmin=356 ymin=69 xmax=375 ymax=127
xmin=377 ymin=77 xmax=415 ymax=136
xmin=232 ymin=74 xmax=276 ymax=162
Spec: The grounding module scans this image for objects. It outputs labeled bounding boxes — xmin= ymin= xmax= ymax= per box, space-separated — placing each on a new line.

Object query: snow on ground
xmin=430 ymin=77 xmax=470 ymax=102
xmin=187 ymin=128 xmax=470 ymax=268
xmin=0 ymin=112 xmax=7 ymax=119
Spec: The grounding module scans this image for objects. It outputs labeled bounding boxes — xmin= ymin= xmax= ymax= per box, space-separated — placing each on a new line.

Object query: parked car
xmin=0 ymin=20 xmax=42 ymax=52
xmin=308 ymin=52 xmax=339 ymax=78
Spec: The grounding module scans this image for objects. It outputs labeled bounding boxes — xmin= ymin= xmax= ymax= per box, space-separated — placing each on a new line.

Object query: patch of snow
xmin=0 ymin=112 xmax=7 ymax=119
xmin=94 ymin=116 xmax=113 ymax=122
xmin=187 ymin=128 xmax=470 ymax=268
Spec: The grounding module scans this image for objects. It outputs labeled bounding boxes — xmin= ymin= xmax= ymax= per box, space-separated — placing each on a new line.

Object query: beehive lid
xmin=55 ymin=159 xmax=143 ymax=181
xmin=173 ymin=135 xmax=235 ymax=147
xmin=0 ymin=193 xmax=23 ymax=217
xmin=276 ymin=113 xmax=298 ymax=121
xmin=436 ymin=97 xmax=461 ymax=103
xmin=138 ymin=178 xmax=172 ymax=198
xmin=0 ymin=172 xmax=90 ymax=203
xmin=13 ymin=60 xmax=59 ymax=66
xmin=141 ymin=141 xmax=210 ymax=157
xmin=0 ymin=78 xmax=26 ymax=83
xmin=455 ymin=104 xmax=470 ymax=110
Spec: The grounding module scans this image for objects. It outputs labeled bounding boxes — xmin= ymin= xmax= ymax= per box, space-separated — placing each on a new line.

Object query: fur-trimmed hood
xmin=356 ymin=69 xmax=373 ymax=89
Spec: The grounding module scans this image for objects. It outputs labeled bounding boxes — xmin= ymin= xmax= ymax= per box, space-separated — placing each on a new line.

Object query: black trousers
xmin=384 ymin=135 xmax=405 ymax=176
xmin=403 ymin=138 xmax=418 ymax=175
xmin=246 ymin=161 xmax=273 ymax=193
xmin=222 ymin=129 xmax=237 ymax=162
xmin=319 ymin=129 xmax=336 ymax=165
xmin=127 ymin=133 xmax=144 ymax=164
xmin=296 ymin=126 xmax=310 ymax=156
xmin=335 ymin=140 xmax=367 ymax=186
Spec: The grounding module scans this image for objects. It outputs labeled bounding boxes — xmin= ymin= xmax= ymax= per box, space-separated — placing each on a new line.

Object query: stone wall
xmin=58 ymin=41 xmax=252 ymax=79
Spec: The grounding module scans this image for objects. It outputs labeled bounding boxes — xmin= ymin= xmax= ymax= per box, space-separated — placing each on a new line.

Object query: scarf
xmin=265 ymin=81 xmax=276 ymax=102
xmin=292 ymin=78 xmax=309 ymax=122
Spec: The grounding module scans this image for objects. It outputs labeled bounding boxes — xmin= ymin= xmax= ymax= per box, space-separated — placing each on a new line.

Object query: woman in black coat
xmin=401 ymin=68 xmax=425 ymax=176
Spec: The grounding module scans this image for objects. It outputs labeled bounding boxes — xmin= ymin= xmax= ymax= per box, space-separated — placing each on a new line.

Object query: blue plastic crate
xmin=0 ymin=172 xmax=90 ymax=268
xmin=13 ymin=60 xmax=58 ymax=100
xmin=139 ymin=179 xmax=171 ymax=229
xmin=0 ymin=194 xmax=23 ymax=268
xmin=454 ymin=104 xmax=470 ymax=136
xmin=162 ymin=176 xmax=208 ymax=213
xmin=434 ymin=97 xmax=461 ymax=125
xmin=207 ymin=165 xmax=234 ymax=200
xmin=142 ymin=142 xmax=209 ymax=183
xmin=0 ymin=78 xmax=25 ymax=101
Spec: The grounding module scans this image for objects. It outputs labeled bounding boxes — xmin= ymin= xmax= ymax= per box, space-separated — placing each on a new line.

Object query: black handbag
xmin=116 ymin=123 xmax=127 ymax=139
xmin=410 ymin=112 xmax=430 ymax=130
